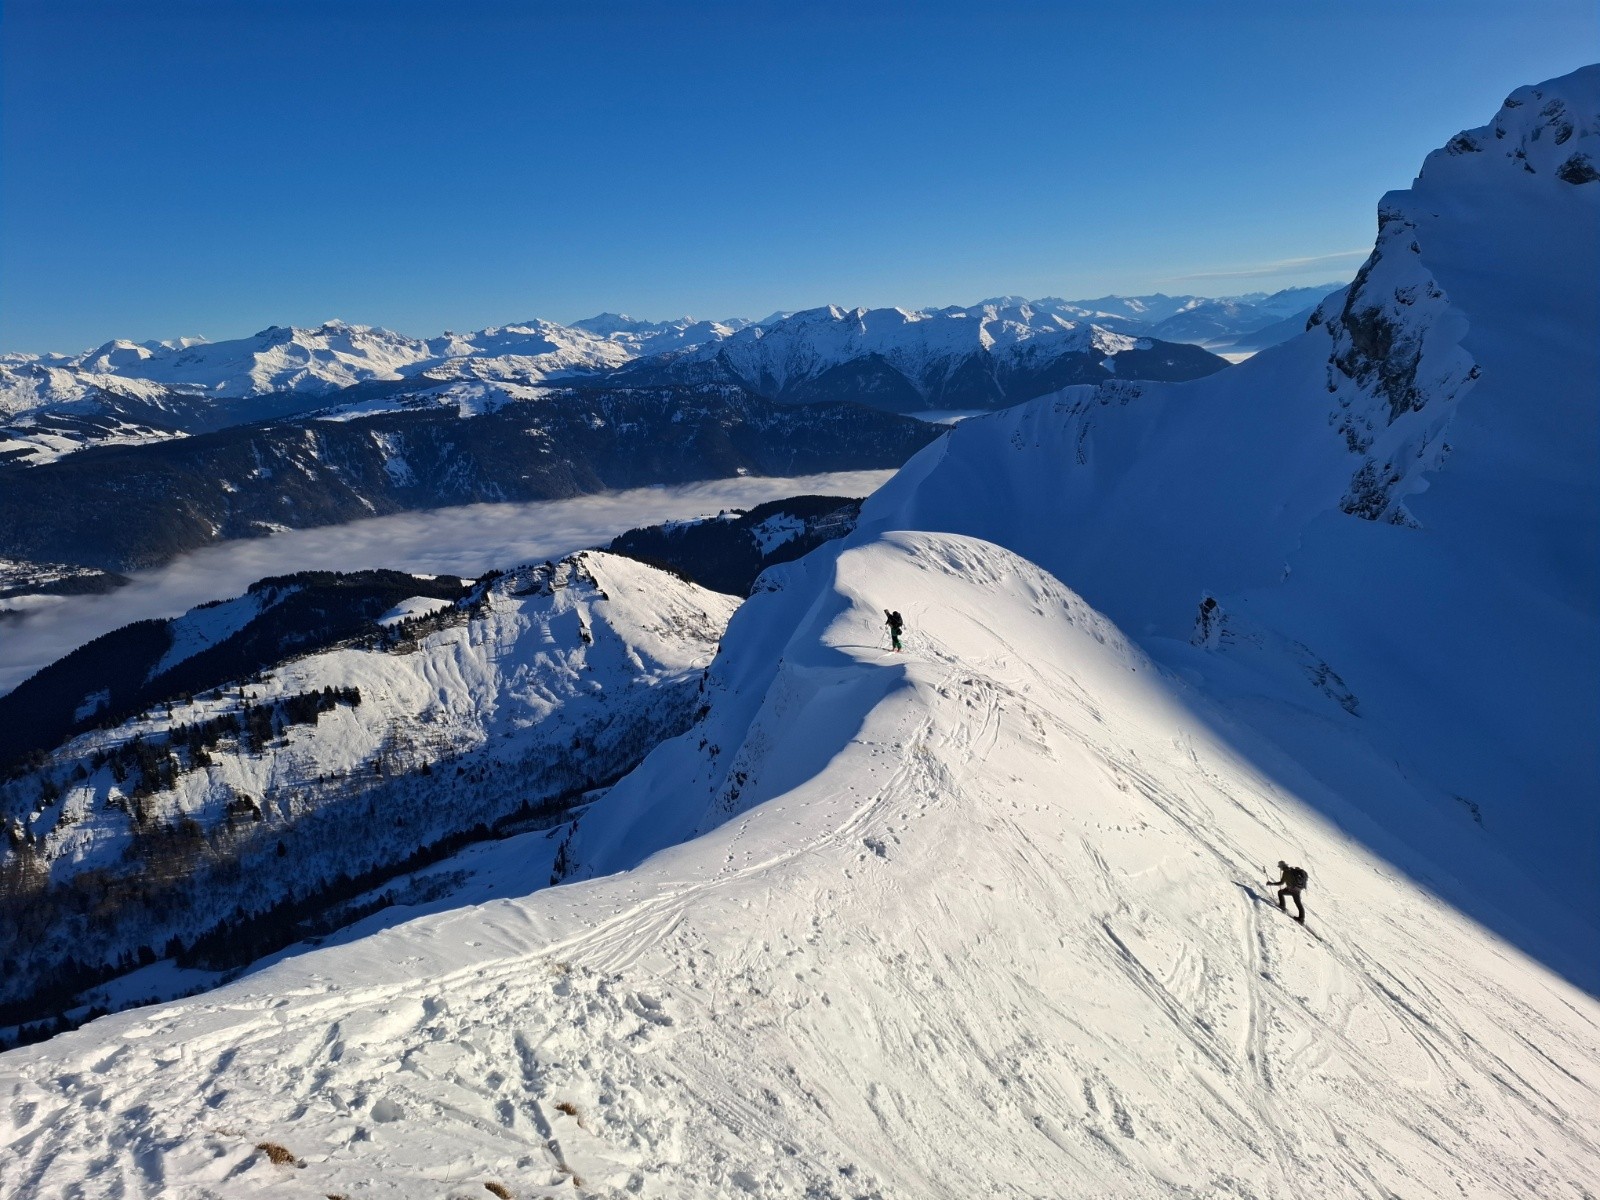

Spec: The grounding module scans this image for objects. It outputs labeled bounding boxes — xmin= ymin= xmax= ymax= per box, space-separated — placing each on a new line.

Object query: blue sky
xmin=2 ymin=1 xmax=1594 ymax=353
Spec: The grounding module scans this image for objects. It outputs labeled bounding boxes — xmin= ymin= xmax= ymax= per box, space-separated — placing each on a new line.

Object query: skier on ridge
xmin=884 ymin=609 xmax=904 ymax=652
xmin=1267 ymin=860 xmax=1309 ymax=923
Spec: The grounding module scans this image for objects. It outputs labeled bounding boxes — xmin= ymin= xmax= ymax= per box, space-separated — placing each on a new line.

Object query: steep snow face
xmin=855 ymin=66 xmax=1600 ymax=975
xmin=3 ymin=533 xmax=1595 ymax=1197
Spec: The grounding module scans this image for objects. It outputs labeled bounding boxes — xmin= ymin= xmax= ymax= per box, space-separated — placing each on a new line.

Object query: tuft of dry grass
xmin=255 ymin=1140 xmax=303 ymax=1167
xmin=553 ymin=1101 xmax=579 ymax=1117
xmin=484 ymin=1183 xmax=514 ymax=1199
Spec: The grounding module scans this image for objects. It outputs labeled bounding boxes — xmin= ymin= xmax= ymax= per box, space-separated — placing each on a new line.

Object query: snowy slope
xmin=2 ymin=532 xmax=1595 ymax=1198
xmin=2 ymin=71 xmax=1595 ymax=1198
xmin=0 ymin=553 xmax=739 ymax=1024
xmin=851 ymin=66 xmax=1600 ymax=968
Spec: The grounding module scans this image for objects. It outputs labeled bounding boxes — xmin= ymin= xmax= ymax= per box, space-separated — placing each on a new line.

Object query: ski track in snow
xmin=3 ymin=533 xmax=1595 ymax=1199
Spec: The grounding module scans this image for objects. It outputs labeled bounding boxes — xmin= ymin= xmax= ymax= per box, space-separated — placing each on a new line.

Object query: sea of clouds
xmin=0 ymin=470 xmax=893 ymax=695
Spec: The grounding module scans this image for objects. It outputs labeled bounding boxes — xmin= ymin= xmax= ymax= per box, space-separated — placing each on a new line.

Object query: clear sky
xmin=1 ymin=0 xmax=1594 ymax=353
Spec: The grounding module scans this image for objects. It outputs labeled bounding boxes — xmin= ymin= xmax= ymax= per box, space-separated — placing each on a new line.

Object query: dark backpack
xmin=1285 ymin=866 xmax=1309 ymax=890
xmin=888 ymin=611 xmax=904 ymax=630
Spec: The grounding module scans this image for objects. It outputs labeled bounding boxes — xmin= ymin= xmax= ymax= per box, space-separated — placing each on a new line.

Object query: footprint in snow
xmin=627 ymin=993 xmax=673 ymax=1027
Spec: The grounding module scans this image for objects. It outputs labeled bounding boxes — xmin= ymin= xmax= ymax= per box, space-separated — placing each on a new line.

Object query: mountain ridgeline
xmin=0 ymin=384 xmax=938 ymax=573
xmin=603 ymin=305 xmax=1230 ymax=413
xmin=607 ymin=495 xmax=864 ymax=596
xmin=0 ymin=569 xmax=474 ymax=777
xmin=0 ymin=552 xmax=743 ymax=1033
xmin=0 ymin=488 xmax=875 ymax=1032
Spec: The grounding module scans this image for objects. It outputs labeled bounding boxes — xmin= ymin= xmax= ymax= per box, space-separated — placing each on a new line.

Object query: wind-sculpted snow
xmin=852 ymin=66 xmax=1600 ymax=982
xmin=2 ymin=533 xmax=1595 ymax=1197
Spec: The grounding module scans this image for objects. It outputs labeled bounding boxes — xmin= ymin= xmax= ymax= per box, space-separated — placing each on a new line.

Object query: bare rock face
xmin=1314 ymin=202 xmax=1477 ymax=526
xmin=1555 ymin=151 xmax=1598 ymax=184
xmin=1309 ymin=71 xmax=1599 ymax=526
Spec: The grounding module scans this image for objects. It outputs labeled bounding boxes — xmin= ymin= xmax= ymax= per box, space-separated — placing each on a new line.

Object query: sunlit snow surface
xmin=2 ymin=534 xmax=1595 ymax=1197
xmin=3 ymin=69 xmax=1598 ymax=1198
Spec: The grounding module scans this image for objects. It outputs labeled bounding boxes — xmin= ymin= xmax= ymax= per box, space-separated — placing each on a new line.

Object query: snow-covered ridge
xmin=610 ymin=300 xmax=1234 ymax=413
xmin=652 ymin=300 xmax=1145 ymax=386
xmin=846 ymin=64 xmax=1600 ymax=975
xmin=0 ymin=316 xmax=745 ymax=425
xmin=0 ymin=69 xmax=1595 ymax=1198
xmin=0 ymin=288 xmax=1334 ymax=452
xmin=0 ymin=552 xmax=739 ymax=1023
xmin=4 ymin=530 xmax=1594 ymax=1197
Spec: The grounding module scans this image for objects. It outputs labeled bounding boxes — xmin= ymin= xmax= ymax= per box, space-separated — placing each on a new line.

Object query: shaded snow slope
xmin=3 ymin=533 xmax=1596 ymax=1198
xmin=2 ymin=70 xmax=1594 ymax=1199
xmin=850 ymin=66 xmax=1600 ymax=982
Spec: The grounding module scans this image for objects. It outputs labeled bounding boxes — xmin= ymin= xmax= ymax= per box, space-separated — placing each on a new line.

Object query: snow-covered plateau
xmin=2 ymin=68 xmax=1597 ymax=1198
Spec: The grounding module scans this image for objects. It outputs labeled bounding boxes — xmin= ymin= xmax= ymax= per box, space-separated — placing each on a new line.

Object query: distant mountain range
xmin=0 ymin=287 xmax=1336 ymax=584
xmin=604 ymin=301 xmax=1230 ymax=412
xmin=0 ymin=286 xmax=1336 ymax=465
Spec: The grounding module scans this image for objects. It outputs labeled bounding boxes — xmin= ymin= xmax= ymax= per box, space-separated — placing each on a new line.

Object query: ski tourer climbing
xmin=884 ymin=609 xmax=904 ymax=652
xmin=1267 ymin=860 xmax=1309 ymax=923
